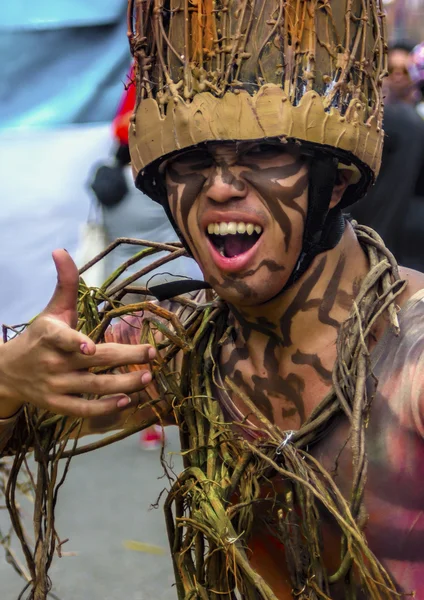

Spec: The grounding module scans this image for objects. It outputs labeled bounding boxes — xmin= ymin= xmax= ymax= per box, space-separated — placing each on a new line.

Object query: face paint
xmin=165 ymin=142 xmax=309 ymax=307
xmin=211 ymin=159 xmax=247 ymax=192
xmin=292 ymin=350 xmax=333 ymax=384
xmin=217 ymin=249 xmax=357 ymax=428
xmin=241 ymin=163 xmax=308 ymax=252
xmin=279 ymin=257 xmax=327 ymax=347
xmin=165 ymin=163 xmax=207 ymax=264
xmin=318 ymin=255 xmax=347 ymax=330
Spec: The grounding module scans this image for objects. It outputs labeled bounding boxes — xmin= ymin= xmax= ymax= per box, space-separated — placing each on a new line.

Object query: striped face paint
xmin=165 ymin=142 xmax=309 ymax=307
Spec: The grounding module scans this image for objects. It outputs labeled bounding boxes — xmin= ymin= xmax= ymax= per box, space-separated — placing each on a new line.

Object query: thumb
xmin=43 ymin=250 xmax=80 ymax=327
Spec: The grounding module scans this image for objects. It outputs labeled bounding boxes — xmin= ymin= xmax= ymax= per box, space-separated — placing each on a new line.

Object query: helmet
xmin=112 ymin=66 xmax=136 ymax=147
xmin=126 ymin=0 xmax=387 ymax=290
xmin=127 ymin=0 xmax=386 ymax=204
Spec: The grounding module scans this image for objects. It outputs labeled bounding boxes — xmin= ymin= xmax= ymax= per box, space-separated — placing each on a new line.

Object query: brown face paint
xmin=228 ymin=343 xmax=307 ymax=426
xmin=223 ymin=345 xmax=250 ymax=381
xmin=228 ymin=303 xmax=280 ymax=344
xmin=227 ymin=259 xmax=286 ymax=280
xmin=241 ymin=163 xmax=308 ymax=251
xmin=233 ymin=369 xmax=275 ymax=423
xmin=336 ymin=289 xmax=355 ymax=311
xmin=292 ymin=350 xmax=332 ymax=384
xmin=279 ymin=256 xmax=327 ymax=347
xmin=220 ymin=314 xmax=309 ymax=426
xmin=258 ymin=336 xmax=306 ymax=424
xmin=165 ymin=162 xmax=207 ymax=253
xmin=213 ymin=159 xmax=248 ymax=192
xmin=318 ymin=255 xmax=346 ymax=330
xmin=208 ymin=275 xmax=260 ymax=301
xmin=215 ymin=227 xmax=352 ymax=429
xmin=166 ymin=144 xmax=312 ymax=319
xmin=167 ymin=146 xmax=307 ymax=259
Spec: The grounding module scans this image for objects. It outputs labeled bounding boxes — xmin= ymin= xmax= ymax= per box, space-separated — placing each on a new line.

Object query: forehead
xmin=389 ymin=49 xmax=409 ymax=67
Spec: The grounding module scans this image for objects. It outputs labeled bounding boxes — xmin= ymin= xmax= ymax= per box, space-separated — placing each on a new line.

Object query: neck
xmin=229 ymin=222 xmax=369 ymax=359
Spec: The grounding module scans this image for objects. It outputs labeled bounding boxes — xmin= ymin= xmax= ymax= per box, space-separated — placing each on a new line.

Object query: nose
xmin=205 ymin=164 xmax=247 ymax=203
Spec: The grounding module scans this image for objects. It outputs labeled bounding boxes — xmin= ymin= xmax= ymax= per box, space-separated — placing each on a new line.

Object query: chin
xmin=206 ymin=272 xmax=289 ymax=307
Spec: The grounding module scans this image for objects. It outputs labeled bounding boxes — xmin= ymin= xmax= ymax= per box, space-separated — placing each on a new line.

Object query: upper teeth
xmin=207 ymin=222 xmax=262 ymax=236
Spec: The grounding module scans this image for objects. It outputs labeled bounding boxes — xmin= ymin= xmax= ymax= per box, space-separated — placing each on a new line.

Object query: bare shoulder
xmin=397 ymin=266 xmax=424 ymax=307
xmin=369 ymin=266 xmax=424 ymax=346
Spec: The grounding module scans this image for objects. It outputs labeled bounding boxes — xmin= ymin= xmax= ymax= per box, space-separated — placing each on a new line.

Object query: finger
xmin=53 ymin=369 xmax=152 ymax=396
xmin=44 ymin=323 xmax=96 ymax=356
xmin=43 ymin=250 xmax=80 ymax=327
xmin=44 ymin=393 xmax=132 ymax=419
xmin=73 ymin=343 xmax=156 ymax=369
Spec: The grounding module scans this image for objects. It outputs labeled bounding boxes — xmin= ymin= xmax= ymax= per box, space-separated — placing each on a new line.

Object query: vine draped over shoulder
xmin=0 ymin=225 xmax=409 ymax=599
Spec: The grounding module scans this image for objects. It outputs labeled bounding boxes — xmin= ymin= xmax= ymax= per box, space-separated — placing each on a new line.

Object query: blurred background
xmin=350 ymin=0 xmax=424 ymax=268
xmin=0 ymin=2 xmax=187 ymax=599
xmin=384 ymin=0 xmax=424 ymax=42
xmin=1 ymin=1 xmax=424 ymax=599
xmin=0 ymin=0 xmax=202 ymax=328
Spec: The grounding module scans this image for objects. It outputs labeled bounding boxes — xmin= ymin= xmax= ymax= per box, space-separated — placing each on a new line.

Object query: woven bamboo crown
xmin=127 ymin=0 xmax=387 ymax=199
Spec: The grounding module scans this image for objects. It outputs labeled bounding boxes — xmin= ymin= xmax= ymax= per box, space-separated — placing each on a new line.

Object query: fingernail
xmin=63 ymin=249 xmax=69 ymax=254
xmin=80 ymin=343 xmax=90 ymax=355
xmin=148 ymin=347 xmax=156 ymax=360
xmin=141 ymin=371 xmax=152 ymax=385
xmin=117 ymin=396 xmax=131 ymax=409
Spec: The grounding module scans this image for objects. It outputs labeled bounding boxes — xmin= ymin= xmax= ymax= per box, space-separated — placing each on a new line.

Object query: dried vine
xmin=127 ymin=0 xmax=387 ymax=118
xmin=0 ymin=225 xmax=413 ymax=598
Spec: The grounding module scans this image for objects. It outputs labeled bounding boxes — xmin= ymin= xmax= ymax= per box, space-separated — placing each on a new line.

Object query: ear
xmin=329 ymin=169 xmax=353 ymax=209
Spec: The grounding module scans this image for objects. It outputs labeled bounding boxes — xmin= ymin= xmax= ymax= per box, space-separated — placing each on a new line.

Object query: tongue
xmin=224 ymin=235 xmax=255 ymax=258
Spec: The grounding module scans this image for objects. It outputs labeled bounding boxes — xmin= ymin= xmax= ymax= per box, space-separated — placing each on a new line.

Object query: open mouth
xmin=206 ymin=221 xmax=263 ymax=258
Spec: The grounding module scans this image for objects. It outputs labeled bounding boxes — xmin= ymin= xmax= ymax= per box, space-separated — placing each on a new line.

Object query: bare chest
xmin=218 ymin=335 xmax=336 ymax=431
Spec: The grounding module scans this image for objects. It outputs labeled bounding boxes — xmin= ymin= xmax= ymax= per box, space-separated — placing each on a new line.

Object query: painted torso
xmin=216 ymin=289 xmax=424 ymax=598
xmin=104 ymin=280 xmax=424 ymax=598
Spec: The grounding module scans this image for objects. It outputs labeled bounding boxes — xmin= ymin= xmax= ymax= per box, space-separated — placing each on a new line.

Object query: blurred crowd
xmin=87 ymin=66 xmax=203 ymax=291
xmin=351 ymin=41 xmax=424 ymax=270
xmin=0 ymin=1 xmax=201 ymax=450
xmin=0 ymin=1 xmax=201 ymax=327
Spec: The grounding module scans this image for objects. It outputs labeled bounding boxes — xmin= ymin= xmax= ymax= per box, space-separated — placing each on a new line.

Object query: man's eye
xmin=171 ymin=150 xmax=213 ymax=170
xmin=242 ymin=144 xmax=286 ymax=159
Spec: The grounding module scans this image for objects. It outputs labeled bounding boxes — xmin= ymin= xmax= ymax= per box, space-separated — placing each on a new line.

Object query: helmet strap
xmin=283 ymin=153 xmax=345 ymax=290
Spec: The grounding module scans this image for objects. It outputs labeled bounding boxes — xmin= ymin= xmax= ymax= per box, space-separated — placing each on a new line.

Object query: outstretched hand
xmin=0 ymin=250 xmax=155 ymax=419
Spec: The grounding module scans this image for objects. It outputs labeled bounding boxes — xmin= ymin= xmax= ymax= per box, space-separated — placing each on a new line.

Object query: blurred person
xmin=89 ymin=73 xmax=203 ymax=450
xmin=384 ymin=41 xmax=417 ymax=105
xmin=350 ymin=103 xmax=424 ymax=268
xmin=89 ymin=72 xmax=203 ymax=290
xmin=351 ymin=41 xmax=424 ymax=269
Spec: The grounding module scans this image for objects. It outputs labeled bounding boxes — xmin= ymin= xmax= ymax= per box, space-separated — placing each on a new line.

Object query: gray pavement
xmin=0 ymin=428 xmax=183 ymax=600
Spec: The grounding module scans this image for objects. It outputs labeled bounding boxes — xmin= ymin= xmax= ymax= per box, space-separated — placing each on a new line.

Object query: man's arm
xmin=77 ymin=313 xmax=178 ymax=437
xmin=0 ymin=250 xmax=159 ymax=452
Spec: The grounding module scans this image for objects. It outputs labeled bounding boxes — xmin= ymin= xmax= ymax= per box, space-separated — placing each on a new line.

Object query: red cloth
xmin=112 ymin=67 xmax=136 ymax=146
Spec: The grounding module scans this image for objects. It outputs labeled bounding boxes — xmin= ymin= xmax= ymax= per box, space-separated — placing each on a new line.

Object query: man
xmin=351 ymin=40 xmax=424 ymax=269
xmin=383 ymin=41 xmax=417 ymax=106
xmin=1 ymin=2 xmax=424 ymax=599
xmin=351 ymin=42 xmax=424 ymax=271
xmin=350 ymin=101 xmax=424 ymax=269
